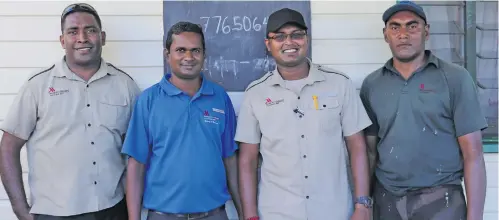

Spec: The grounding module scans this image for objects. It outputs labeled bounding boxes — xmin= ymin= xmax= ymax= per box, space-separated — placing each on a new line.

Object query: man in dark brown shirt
xmin=360 ymin=1 xmax=488 ymax=220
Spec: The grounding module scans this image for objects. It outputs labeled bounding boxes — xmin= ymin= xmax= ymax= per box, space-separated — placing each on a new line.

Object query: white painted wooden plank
xmin=0 ymin=68 xmax=33 ymax=94
xmin=0 ymin=41 xmax=164 ymax=68
xmin=312 ymin=39 xmax=392 ymax=64
xmin=484 ymin=213 xmax=499 ymax=220
xmin=311 ymin=1 xmax=395 ymax=14
xmin=0 ymin=1 xmax=162 ymax=16
xmin=0 ymin=16 xmax=163 ymax=42
xmin=322 ymin=64 xmax=383 ymax=89
xmin=312 ymin=14 xmax=384 ymax=39
xmin=485 ymin=187 xmax=498 ymax=213
xmin=486 ymin=161 xmax=498 ymax=187
xmin=121 ymin=67 xmax=164 ymax=91
xmin=0 ymin=95 xmax=15 ymax=121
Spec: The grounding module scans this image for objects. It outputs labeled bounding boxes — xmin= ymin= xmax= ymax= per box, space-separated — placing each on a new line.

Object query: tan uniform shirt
xmin=235 ymin=60 xmax=372 ymax=220
xmin=0 ymin=58 xmax=141 ymax=216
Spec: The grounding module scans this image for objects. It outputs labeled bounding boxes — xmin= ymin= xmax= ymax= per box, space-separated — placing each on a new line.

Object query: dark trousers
xmin=373 ymin=182 xmax=466 ymax=220
xmin=34 ymin=199 xmax=128 ymax=220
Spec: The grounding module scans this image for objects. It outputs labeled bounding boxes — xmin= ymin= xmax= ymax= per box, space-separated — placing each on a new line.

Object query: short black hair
xmin=60 ymin=3 xmax=102 ymax=32
xmin=165 ymin=21 xmax=206 ymax=52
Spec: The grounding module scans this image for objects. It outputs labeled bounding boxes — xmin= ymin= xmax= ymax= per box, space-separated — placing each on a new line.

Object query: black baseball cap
xmin=266 ymin=8 xmax=307 ymax=36
xmin=382 ymin=1 xmax=427 ymax=24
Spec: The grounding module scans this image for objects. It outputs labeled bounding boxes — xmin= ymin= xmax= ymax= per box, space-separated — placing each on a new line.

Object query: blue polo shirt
xmin=121 ymin=73 xmax=238 ymax=213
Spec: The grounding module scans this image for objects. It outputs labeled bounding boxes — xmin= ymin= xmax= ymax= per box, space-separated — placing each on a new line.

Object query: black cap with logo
xmin=266 ymin=8 xmax=308 ymax=36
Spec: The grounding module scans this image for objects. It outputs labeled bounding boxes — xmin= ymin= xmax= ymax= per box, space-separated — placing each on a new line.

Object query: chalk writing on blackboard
xmin=163 ymin=1 xmax=311 ymax=91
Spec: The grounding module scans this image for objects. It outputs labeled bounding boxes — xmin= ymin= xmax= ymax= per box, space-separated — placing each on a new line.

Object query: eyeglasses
xmin=61 ymin=3 xmax=98 ymax=19
xmin=268 ymin=32 xmax=307 ymax=42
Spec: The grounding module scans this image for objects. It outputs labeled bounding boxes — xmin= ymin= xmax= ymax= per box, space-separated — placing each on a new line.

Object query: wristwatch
xmin=354 ymin=196 xmax=373 ymax=208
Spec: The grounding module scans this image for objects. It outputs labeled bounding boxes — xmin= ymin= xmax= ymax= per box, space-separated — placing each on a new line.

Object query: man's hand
xmin=350 ymin=205 xmax=370 ymax=220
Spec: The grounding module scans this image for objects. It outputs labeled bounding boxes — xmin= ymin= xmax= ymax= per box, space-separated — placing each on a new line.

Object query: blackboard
xmin=163 ymin=1 xmax=311 ymax=91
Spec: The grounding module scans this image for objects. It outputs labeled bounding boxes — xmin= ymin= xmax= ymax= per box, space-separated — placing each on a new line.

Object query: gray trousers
xmin=147 ymin=209 xmax=229 ymax=220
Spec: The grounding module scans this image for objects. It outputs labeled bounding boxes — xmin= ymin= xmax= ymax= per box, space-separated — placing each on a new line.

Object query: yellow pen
xmin=312 ymin=95 xmax=319 ymax=110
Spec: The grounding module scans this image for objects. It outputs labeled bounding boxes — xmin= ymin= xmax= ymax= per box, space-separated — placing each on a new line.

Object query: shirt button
xmin=93 ymin=161 xmax=96 ymax=165
xmin=301 ymin=135 xmax=305 ymax=138
xmin=404 ymin=82 xmax=408 ymax=86
xmin=86 ymin=85 xmax=89 ymax=88
xmin=94 ymin=181 xmax=97 ymax=185
xmin=306 ymin=196 xmax=309 ymax=199
xmin=88 ymin=123 xmax=91 ymax=127
xmin=297 ymin=96 xmax=300 ymax=99
xmin=91 ymin=142 xmax=94 ymax=145
xmin=87 ymin=104 xmax=90 ymax=107
xmin=305 ymin=176 xmax=308 ymax=179
xmin=303 ymin=155 xmax=307 ymax=158
xmin=299 ymin=115 xmax=302 ymax=118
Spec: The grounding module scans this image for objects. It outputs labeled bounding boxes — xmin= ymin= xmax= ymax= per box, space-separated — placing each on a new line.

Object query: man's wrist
xmin=246 ymin=216 xmax=260 ymax=220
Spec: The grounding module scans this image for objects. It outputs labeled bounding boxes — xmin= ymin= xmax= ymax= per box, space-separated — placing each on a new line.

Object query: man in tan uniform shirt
xmin=0 ymin=3 xmax=140 ymax=220
xmin=236 ymin=8 xmax=373 ymax=220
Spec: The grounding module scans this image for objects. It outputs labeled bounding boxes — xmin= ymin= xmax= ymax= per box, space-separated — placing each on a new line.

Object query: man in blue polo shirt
xmin=122 ymin=21 xmax=242 ymax=220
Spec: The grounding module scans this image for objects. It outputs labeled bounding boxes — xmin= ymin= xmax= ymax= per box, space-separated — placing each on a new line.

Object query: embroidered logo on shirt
xmin=203 ymin=110 xmax=220 ymax=125
xmin=212 ymin=108 xmax=225 ymax=114
xmin=265 ymin=98 xmax=284 ymax=106
xmin=48 ymin=87 xmax=69 ymax=96
xmin=419 ymin=84 xmax=435 ymax=93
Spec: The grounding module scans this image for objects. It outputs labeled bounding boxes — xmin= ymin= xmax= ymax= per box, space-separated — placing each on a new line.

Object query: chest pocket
xmin=97 ymin=94 xmax=129 ymax=133
xmin=307 ymin=95 xmax=341 ymax=134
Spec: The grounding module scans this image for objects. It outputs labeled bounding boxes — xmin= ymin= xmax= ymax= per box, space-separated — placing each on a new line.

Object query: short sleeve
xmin=359 ymin=78 xmax=379 ymax=137
xmin=121 ymin=93 xmax=151 ymax=164
xmin=450 ymin=69 xmax=488 ymax=137
xmin=221 ymin=93 xmax=238 ymax=158
xmin=341 ymin=78 xmax=372 ymax=137
xmin=234 ymin=91 xmax=261 ymax=144
xmin=0 ymin=82 xmax=38 ymax=140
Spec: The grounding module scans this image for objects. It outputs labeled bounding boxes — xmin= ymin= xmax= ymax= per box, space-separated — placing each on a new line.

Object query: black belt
xmin=152 ymin=205 xmax=225 ymax=219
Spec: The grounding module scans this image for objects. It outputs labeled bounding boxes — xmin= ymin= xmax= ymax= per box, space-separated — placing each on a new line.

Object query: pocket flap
xmin=99 ymin=95 xmax=128 ymax=106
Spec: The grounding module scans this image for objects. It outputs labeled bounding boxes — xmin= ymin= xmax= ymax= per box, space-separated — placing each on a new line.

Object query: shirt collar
xmin=383 ymin=50 xmax=440 ymax=74
xmin=268 ymin=57 xmax=326 ymax=87
xmin=54 ymin=56 xmax=111 ymax=81
xmin=159 ymin=73 xmax=214 ymax=96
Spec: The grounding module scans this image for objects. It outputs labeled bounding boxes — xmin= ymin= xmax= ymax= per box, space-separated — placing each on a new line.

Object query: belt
xmin=152 ymin=205 xmax=225 ymax=219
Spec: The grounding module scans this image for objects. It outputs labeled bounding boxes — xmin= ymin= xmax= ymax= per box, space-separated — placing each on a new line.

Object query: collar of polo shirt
xmin=159 ymin=73 xmax=215 ymax=97
xmin=268 ymin=57 xmax=326 ymax=87
xmin=383 ymin=50 xmax=440 ymax=74
xmin=54 ymin=56 xmax=114 ymax=80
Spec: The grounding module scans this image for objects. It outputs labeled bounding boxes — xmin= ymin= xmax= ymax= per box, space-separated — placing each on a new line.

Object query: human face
xmin=165 ymin=32 xmax=204 ymax=80
xmin=60 ymin=12 xmax=105 ymax=67
xmin=383 ymin=11 xmax=429 ymax=63
xmin=265 ymin=24 xmax=308 ymax=67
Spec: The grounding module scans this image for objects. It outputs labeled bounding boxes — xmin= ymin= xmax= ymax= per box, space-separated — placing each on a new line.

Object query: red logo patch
xmin=203 ymin=110 xmax=209 ymax=116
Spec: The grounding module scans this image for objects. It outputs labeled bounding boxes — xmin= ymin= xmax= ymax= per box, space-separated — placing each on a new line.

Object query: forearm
xmin=365 ymin=135 xmax=378 ymax=179
xmin=463 ymin=156 xmax=487 ymax=220
xmin=238 ymin=156 xmax=258 ymax=218
xmin=0 ymin=134 xmax=29 ymax=217
xmin=126 ymin=158 xmax=145 ymax=220
xmin=348 ymin=144 xmax=370 ymax=198
xmin=224 ymin=155 xmax=243 ymax=216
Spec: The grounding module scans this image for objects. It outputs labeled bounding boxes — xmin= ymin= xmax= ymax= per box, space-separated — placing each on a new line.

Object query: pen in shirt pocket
xmin=312 ymin=95 xmax=319 ymax=110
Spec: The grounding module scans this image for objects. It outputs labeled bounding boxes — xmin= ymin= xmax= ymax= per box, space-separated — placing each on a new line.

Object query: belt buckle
xmin=187 ymin=212 xmax=209 ymax=219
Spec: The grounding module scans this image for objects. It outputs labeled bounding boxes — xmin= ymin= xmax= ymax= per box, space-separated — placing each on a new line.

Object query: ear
xmin=424 ymin=24 xmax=430 ymax=41
xmin=101 ymin=31 xmax=107 ymax=46
xmin=383 ymin=27 xmax=388 ymax=43
xmin=264 ymin=39 xmax=271 ymax=53
xmin=60 ymin=34 xmax=65 ymax=49
xmin=164 ymin=48 xmax=170 ymax=59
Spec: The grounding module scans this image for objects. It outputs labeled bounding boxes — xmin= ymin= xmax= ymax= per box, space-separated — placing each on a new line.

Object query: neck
xmin=66 ymin=59 xmax=101 ymax=82
xmin=169 ymin=75 xmax=202 ymax=97
xmin=277 ymin=61 xmax=310 ymax=80
xmin=393 ymin=52 xmax=427 ymax=79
